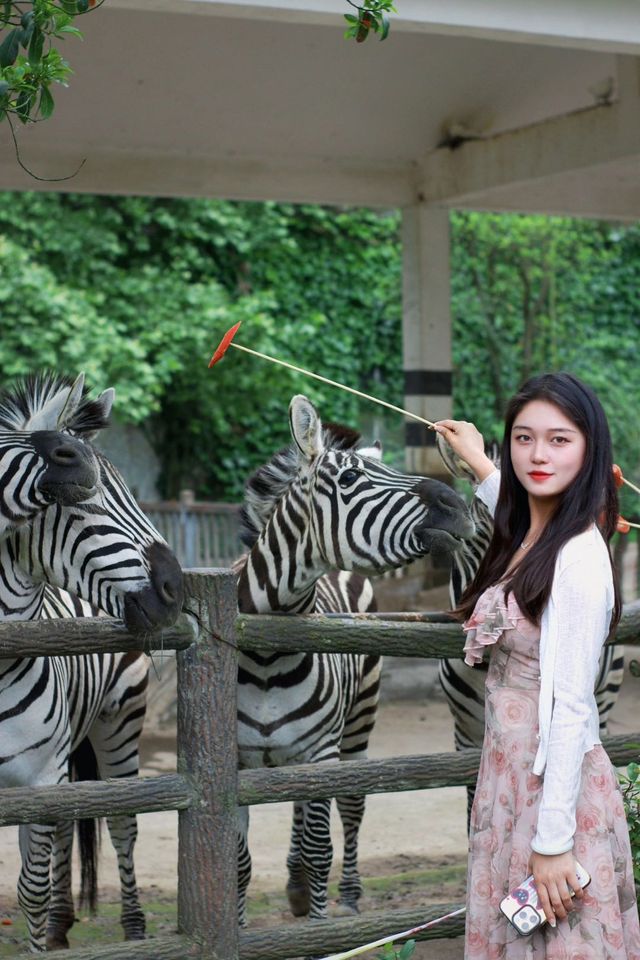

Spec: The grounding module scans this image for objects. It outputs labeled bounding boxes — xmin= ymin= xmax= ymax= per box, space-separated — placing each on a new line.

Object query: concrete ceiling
xmin=0 ymin=0 xmax=639 ymax=217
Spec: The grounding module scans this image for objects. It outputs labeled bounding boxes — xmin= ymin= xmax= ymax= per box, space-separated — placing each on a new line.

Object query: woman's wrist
xmin=467 ymin=456 xmax=498 ymax=483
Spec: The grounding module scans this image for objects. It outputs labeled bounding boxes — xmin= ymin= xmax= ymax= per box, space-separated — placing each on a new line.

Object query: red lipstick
xmin=528 ymin=471 xmax=553 ymax=482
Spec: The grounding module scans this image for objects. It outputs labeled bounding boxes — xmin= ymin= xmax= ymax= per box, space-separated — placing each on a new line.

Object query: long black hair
xmin=457 ymin=372 xmax=621 ymax=629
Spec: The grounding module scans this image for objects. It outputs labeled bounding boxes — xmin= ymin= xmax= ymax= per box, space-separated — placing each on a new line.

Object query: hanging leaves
xmin=344 ymin=0 xmax=395 ymax=42
xmin=0 ymin=3 xmax=92 ymax=126
xmin=0 ymin=2 xmax=101 ymax=178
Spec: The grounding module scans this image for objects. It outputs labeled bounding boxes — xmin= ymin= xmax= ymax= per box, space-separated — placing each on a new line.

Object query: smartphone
xmin=499 ymin=860 xmax=591 ymax=936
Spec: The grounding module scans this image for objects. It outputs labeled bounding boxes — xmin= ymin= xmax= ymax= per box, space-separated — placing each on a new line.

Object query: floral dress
xmin=463 ymin=582 xmax=640 ymax=959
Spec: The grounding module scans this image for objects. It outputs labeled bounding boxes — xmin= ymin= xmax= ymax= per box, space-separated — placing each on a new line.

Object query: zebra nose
xmin=31 ymin=430 xmax=98 ymax=504
xmin=158 ymin=576 xmax=178 ymax=606
xmin=412 ymin=477 xmax=459 ymax=509
xmin=50 ymin=442 xmax=84 ymax=467
xmin=146 ymin=541 xmax=184 ymax=612
xmin=412 ymin=478 xmax=474 ymax=537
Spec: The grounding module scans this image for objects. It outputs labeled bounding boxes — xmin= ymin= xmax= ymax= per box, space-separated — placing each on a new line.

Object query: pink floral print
xmin=464 ymin=583 xmax=640 ymax=958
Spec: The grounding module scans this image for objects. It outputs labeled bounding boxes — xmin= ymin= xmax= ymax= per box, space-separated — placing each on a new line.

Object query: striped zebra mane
xmin=239 ymin=421 xmax=362 ymax=549
xmin=0 ymin=372 xmax=111 ymax=436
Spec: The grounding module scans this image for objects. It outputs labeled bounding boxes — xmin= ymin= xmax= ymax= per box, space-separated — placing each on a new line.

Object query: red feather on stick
xmin=208 ymin=321 xmax=242 ymax=367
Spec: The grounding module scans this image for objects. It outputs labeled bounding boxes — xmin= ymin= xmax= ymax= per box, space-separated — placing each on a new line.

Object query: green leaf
xmin=0 ymin=80 xmax=9 ymax=99
xmin=77 ymin=0 xmax=90 ymax=11
xmin=15 ymin=88 xmax=33 ymax=123
xmin=0 ymin=28 xmax=20 ymax=68
xmin=398 ymin=940 xmax=416 ymax=960
xmin=19 ymin=11 xmax=35 ymax=49
xmin=28 ymin=26 xmax=44 ymax=65
xmin=57 ymin=24 xmax=83 ymax=37
xmin=378 ymin=12 xmax=390 ymax=39
xmin=343 ymin=14 xmax=359 ymax=23
xmin=39 ymin=84 xmax=54 ymax=119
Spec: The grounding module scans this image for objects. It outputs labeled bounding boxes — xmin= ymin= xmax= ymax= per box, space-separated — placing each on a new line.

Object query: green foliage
xmin=377 ymin=939 xmax=416 ymax=960
xmin=618 ymin=752 xmax=640 ymax=893
xmin=0 ymin=194 xmax=402 ymax=499
xmin=0 ymin=2 xmax=92 ymax=127
xmin=0 ymin=196 xmax=638 ymax=510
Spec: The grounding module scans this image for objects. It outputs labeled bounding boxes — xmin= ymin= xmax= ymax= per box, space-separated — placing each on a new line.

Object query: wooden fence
xmin=2 ymin=572 xmax=639 ymax=960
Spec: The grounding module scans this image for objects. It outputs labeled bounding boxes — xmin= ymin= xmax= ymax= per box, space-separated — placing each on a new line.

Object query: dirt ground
xmin=0 ymin=649 xmax=637 ymax=958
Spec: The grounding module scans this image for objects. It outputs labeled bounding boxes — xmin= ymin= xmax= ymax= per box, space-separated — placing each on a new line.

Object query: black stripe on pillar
xmin=404 ymin=370 xmax=452 ymax=396
xmin=405 ymin=423 xmax=436 ymax=447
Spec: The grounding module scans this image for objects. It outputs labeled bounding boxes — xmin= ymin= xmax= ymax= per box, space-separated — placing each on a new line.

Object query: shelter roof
xmin=1 ymin=0 xmax=639 ymax=217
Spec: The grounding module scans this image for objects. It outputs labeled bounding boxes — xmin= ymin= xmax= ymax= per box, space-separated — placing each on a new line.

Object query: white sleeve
xmin=531 ymin=554 xmax=611 ymax=855
xmin=474 ymin=469 xmax=500 ymax=518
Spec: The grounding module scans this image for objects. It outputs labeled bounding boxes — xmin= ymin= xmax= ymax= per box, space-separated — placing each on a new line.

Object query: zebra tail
xmin=70 ymin=737 xmax=101 ymax=914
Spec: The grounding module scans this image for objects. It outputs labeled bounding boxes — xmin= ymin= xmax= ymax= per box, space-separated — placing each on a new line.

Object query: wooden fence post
xmin=177 ymin=570 xmax=239 ymax=959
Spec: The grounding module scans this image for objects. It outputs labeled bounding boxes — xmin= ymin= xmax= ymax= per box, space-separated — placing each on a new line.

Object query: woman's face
xmin=510 ymin=399 xmax=587 ymax=501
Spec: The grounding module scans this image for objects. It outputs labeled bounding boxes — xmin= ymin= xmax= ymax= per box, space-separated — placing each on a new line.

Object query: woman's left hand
xmin=529 ymin=851 xmax=584 ymax=925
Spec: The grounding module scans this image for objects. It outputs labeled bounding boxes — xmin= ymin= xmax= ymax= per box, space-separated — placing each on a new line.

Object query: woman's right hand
xmin=433 ymin=419 xmax=497 ymax=482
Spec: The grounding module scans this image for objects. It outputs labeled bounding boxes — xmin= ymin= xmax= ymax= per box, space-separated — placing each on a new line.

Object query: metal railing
xmin=140 ymin=497 xmax=242 ymax=568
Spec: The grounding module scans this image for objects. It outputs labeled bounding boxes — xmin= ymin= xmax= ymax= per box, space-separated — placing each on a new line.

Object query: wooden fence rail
xmin=236 ymin=598 xmax=640 ymax=656
xmin=0 ymin=575 xmax=637 ymax=960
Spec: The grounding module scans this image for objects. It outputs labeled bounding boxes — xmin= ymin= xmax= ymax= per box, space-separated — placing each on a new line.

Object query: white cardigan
xmin=475 ymin=470 xmax=615 ymax=856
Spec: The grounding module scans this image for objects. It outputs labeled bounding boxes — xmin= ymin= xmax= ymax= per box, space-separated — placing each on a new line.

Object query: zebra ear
xmin=435 ymin=432 xmax=479 ymax=484
xmin=289 ymin=395 xmax=324 ymax=462
xmin=95 ymin=388 xmax=115 ymax=422
xmin=56 ymin=373 xmax=86 ymax=429
xmin=359 ymin=439 xmax=383 ymax=461
xmin=68 ymin=386 xmax=116 ymax=440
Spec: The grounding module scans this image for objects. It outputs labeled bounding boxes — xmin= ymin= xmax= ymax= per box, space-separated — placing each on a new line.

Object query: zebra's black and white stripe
xmin=235 ymin=394 xmax=474 ymax=923
xmin=0 ymin=372 xmax=183 ymax=953
xmin=435 ymin=436 xmax=625 ymax=824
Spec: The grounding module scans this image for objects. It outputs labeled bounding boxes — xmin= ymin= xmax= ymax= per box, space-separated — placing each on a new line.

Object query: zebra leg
xmin=238 ymin=805 xmax=251 ymax=927
xmin=46 ymin=821 xmax=76 ymax=950
xmin=87 ymin=655 xmax=148 ymax=941
xmin=104 ymin=814 xmax=145 ymax=940
xmin=292 ymin=797 xmax=333 ymax=920
xmin=286 ymin=801 xmax=309 ymax=916
xmin=438 ymin=657 xmax=488 ymax=832
xmin=335 ymin=794 xmax=365 ymax=915
xmin=334 ymin=653 xmax=381 ymax=915
xmin=18 ymin=823 xmax=56 ymax=953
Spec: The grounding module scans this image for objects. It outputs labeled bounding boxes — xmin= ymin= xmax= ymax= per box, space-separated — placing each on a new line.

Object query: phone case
xmin=499 ymin=860 xmax=591 ymax=936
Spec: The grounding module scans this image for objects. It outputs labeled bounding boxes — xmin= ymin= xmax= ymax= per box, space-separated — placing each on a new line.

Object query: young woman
xmin=434 ymin=372 xmax=640 ymax=959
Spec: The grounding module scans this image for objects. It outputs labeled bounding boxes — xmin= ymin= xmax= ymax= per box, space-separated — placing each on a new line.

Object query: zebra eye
xmin=338 ymin=469 xmax=361 ymax=488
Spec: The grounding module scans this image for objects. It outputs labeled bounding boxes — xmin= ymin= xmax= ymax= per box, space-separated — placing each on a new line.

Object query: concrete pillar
xmin=401 ymin=205 xmax=452 ymax=479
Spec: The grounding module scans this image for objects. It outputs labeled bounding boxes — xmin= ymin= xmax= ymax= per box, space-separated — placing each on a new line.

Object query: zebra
xmin=0 ymin=372 xmax=183 ymax=953
xmin=435 ymin=434 xmax=626 ymax=824
xmin=235 ymin=394 xmax=474 ymax=925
